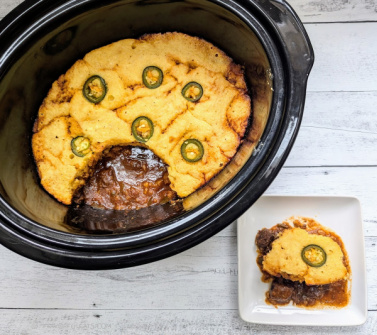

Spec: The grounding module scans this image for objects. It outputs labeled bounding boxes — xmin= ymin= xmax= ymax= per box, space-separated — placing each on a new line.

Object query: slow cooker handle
xmin=253 ymin=0 xmax=314 ymax=78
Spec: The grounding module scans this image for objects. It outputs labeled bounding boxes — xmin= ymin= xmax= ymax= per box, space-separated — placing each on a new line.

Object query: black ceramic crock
xmin=0 ymin=0 xmax=314 ymax=269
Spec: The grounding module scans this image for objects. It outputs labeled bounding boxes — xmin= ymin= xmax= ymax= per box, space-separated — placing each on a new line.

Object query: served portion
xmin=255 ymin=217 xmax=351 ymax=308
xmin=32 ymin=32 xmax=251 ymax=207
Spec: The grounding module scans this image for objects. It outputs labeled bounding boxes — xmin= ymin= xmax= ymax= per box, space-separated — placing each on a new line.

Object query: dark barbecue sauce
xmin=73 ymin=146 xmax=177 ymax=211
xmin=65 ymin=201 xmax=183 ymax=234
xmin=255 ymin=223 xmax=350 ymax=308
xmin=266 ymin=276 xmax=349 ymax=308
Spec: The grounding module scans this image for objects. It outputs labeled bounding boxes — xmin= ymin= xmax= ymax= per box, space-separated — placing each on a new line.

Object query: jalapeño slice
xmin=181 ymin=139 xmax=204 ymax=162
xmin=71 ymin=136 xmax=91 ymax=157
xmin=132 ymin=116 xmax=154 ymax=142
xmin=143 ymin=66 xmax=163 ymax=89
xmin=182 ymin=82 xmax=203 ymax=102
xmin=83 ymin=75 xmax=107 ymax=103
xmin=301 ymin=244 xmax=327 ymax=267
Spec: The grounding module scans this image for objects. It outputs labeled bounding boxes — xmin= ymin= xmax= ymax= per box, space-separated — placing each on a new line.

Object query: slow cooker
xmin=0 ymin=0 xmax=314 ymax=269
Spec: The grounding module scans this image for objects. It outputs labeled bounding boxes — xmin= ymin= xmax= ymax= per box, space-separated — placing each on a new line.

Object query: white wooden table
xmin=1 ymin=0 xmax=376 ymax=334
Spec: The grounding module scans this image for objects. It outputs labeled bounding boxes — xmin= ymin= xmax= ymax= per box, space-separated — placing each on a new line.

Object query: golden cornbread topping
xmin=32 ymin=32 xmax=251 ymax=206
xmin=255 ymin=217 xmax=351 ymax=308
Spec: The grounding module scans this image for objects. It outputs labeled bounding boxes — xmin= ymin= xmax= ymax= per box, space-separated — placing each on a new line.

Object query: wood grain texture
xmin=0 ymin=1 xmax=376 ymax=334
xmin=1 ymin=0 xmax=377 ymax=23
xmin=222 ymin=167 xmax=377 ymax=237
xmin=0 ymin=310 xmax=376 ymax=335
xmin=286 ymin=127 xmax=377 ymax=166
xmin=305 ymin=23 xmax=377 ymax=92
xmin=0 ymin=234 xmax=375 ymax=310
xmin=302 ymin=92 xmax=377 ymax=133
xmin=281 ymin=91 xmax=377 ymax=166
xmin=266 ymin=167 xmax=377 ymax=236
xmin=289 ymin=0 xmax=377 ymax=22
xmin=0 ymin=237 xmax=238 ymax=310
xmin=0 ymin=0 xmax=22 ymax=19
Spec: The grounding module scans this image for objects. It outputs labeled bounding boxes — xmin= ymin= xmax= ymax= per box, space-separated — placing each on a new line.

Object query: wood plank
xmin=0 ymin=0 xmax=23 ymax=19
xmin=266 ymin=167 xmax=377 ymax=236
xmin=286 ymin=127 xmax=377 ymax=166
xmin=221 ymin=166 xmax=377 ymax=236
xmin=0 ymin=236 xmax=238 ymax=310
xmin=0 ymin=309 xmax=375 ymax=335
xmin=305 ymin=23 xmax=377 ymax=92
xmin=0 ymin=235 xmax=375 ymax=310
xmin=1 ymin=0 xmax=377 ymax=23
xmin=303 ymin=91 xmax=377 ymax=133
xmin=278 ymin=91 xmax=377 ymax=166
xmin=290 ymin=0 xmax=377 ymax=23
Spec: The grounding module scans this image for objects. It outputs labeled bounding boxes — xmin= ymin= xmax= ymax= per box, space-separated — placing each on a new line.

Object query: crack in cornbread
xmin=32 ymin=32 xmax=251 ymax=205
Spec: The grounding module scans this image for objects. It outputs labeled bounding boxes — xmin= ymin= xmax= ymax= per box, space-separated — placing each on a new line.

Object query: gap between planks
xmin=304 ymin=20 xmax=377 ymax=24
xmin=0 ymin=309 xmax=375 ymax=335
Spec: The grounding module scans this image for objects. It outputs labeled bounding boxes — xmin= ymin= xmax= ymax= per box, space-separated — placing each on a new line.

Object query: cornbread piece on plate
xmin=263 ymin=227 xmax=348 ymax=285
xmin=255 ymin=217 xmax=351 ymax=308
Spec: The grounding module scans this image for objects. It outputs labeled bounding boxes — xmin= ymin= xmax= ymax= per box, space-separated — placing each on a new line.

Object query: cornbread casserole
xmin=32 ymin=32 xmax=251 ymax=205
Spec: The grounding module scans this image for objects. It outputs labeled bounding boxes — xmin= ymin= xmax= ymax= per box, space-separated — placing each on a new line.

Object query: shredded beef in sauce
xmin=74 ymin=146 xmax=177 ymax=211
xmin=255 ymin=223 xmax=349 ymax=308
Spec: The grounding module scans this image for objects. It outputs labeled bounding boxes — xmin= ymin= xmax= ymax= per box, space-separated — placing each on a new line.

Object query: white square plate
xmin=237 ymin=195 xmax=367 ymax=326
